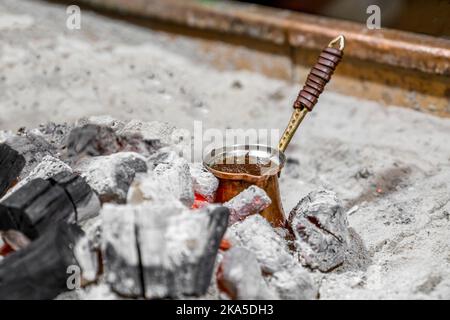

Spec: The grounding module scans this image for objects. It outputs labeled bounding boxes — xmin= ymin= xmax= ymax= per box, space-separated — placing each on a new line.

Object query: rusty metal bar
xmin=73 ymin=0 xmax=450 ymax=116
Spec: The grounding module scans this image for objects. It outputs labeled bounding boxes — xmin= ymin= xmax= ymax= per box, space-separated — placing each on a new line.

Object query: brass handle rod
xmin=278 ymin=35 xmax=345 ymax=153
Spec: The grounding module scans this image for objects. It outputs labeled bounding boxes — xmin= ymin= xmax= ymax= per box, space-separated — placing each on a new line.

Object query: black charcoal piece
xmin=4 ymin=134 xmax=55 ymax=179
xmin=48 ymin=171 xmax=101 ymax=222
xmin=0 ymin=222 xmax=83 ymax=300
xmin=0 ymin=178 xmax=75 ymax=239
xmin=67 ymin=124 xmax=122 ymax=160
xmin=0 ymin=143 xmax=25 ymax=198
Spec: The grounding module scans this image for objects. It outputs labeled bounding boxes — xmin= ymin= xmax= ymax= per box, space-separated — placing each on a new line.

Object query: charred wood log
xmin=102 ymin=203 xmax=229 ymax=299
xmin=48 ymin=171 xmax=101 ymax=222
xmin=0 ymin=179 xmax=75 ymax=239
xmin=138 ymin=205 xmax=229 ymax=299
xmin=0 ymin=143 xmax=25 ymax=198
xmin=0 ymin=222 xmax=83 ymax=300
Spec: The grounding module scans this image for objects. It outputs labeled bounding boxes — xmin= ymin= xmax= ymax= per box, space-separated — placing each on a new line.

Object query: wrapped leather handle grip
xmin=278 ymin=35 xmax=345 ymax=153
xmin=293 ymin=36 xmax=344 ymax=111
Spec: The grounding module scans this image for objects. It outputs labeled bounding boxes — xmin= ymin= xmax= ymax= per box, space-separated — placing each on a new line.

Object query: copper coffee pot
xmin=204 ymin=35 xmax=345 ymax=227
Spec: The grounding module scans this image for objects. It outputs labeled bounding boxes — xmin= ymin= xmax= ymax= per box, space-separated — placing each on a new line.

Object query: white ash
xmin=340 ymin=227 xmax=371 ymax=272
xmin=153 ymin=157 xmax=195 ymax=207
xmin=218 ymin=247 xmax=276 ymax=300
xmin=116 ymin=119 xmax=176 ymax=146
xmin=76 ymin=115 xmax=125 ymax=132
xmin=288 ymin=189 xmax=350 ymax=272
xmin=137 ymin=204 xmax=229 ymax=299
xmin=227 ymin=215 xmax=294 ymax=274
xmin=0 ymin=130 xmax=14 ymax=144
xmin=30 ymin=122 xmax=73 ymax=155
xmin=78 ymin=282 xmax=119 ymax=300
xmin=267 ymin=265 xmax=317 ymax=300
xmin=101 ymin=203 xmax=142 ymax=297
xmin=2 ymin=155 xmax=72 ymax=199
xmin=224 ymin=185 xmax=271 ymax=225
xmin=74 ymin=235 xmax=99 ymax=283
xmin=75 ymin=152 xmax=147 ymax=204
xmin=147 ymin=148 xmax=180 ymax=169
xmin=189 ymin=162 xmax=219 ymax=202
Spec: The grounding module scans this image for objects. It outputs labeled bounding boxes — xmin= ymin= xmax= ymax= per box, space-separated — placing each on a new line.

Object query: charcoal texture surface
xmin=189 ymin=162 xmax=219 ymax=202
xmin=75 ymin=152 xmax=147 ymax=203
xmin=138 ymin=205 xmax=229 ymax=299
xmin=224 ymin=185 xmax=271 ymax=225
xmin=0 ymin=222 xmax=83 ymax=300
xmin=101 ymin=202 xmax=229 ymax=299
xmin=0 ymin=178 xmax=75 ymax=239
xmin=67 ymin=124 xmax=122 ymax=161
xmin=217 ymin=247 xmax=275 ymax=299
xmin=227 ymin=215 xmax=293 ymax=274
xmin=288 ymin=189 xmax=350 ymax=272
xmin=48 ymin=171 xmax=101 ymax=222
xmin=3 ymin=155 xmax=72 ymax=198
xmin=128 ymin=154 xmax=194 ymax=206
xmin=268 ymin=265 xmax=317 ymax=300
xmin=102 ymin=204 xmax=142 ymax=297
xmin=4 ymin=134 xmax=56 ymax=179
xmin=0 ymin=143 xmax=25 ymax=197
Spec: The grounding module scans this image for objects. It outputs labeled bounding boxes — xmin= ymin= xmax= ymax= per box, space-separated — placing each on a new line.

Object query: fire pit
xmin=0 ymin=0 xmax=449 ymax=301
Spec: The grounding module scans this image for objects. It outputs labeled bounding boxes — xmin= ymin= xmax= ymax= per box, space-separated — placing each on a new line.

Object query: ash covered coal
xmin=224 ymin=185 xmax=271 ymax=225
xmin=0 ymin=117 xmax=330 ymax=300
xmin=0 ymin=114 xmax=441 ymax=300
xmin=288 ymin=189 xmax=370 ymax=272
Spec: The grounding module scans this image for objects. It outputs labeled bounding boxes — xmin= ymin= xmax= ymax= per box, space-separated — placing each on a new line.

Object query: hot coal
xmin=0 ymin=143 xmax=25 ymax=197
xmin=0 ymin=178 xmax=75 ymax=239
xmin=288 ymin=189 xmax=350 ymax=272
xmin=224 ymin=185 xmax=271 ymax=225
xmin=189 ymin=162 xmax=219 ymax=202
xmin=0 ymin=222 xmax=83 ymax=300
xmin=0 ymin=230 xmax=31 ymax=254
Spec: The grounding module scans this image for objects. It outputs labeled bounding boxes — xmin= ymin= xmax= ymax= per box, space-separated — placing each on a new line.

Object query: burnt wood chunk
xmin=102 ymin=204 xmax=142 ymax=297
xmin=0 ymin=143 xmax=25 ymax=197
xmin=48 ymin=171 xmax=101 ymax=222
xmin=4 ymin=135 xmax=55 ymax=179
xmin=67 ymin=124 xmax=122 ymax=160
xmin=0 ymin=179 xmax=75 ymax=239
xmin=138 ymin=205 xmax=230 ymax=299
xmin=0 ymin=222 xmax=83 ymax=300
